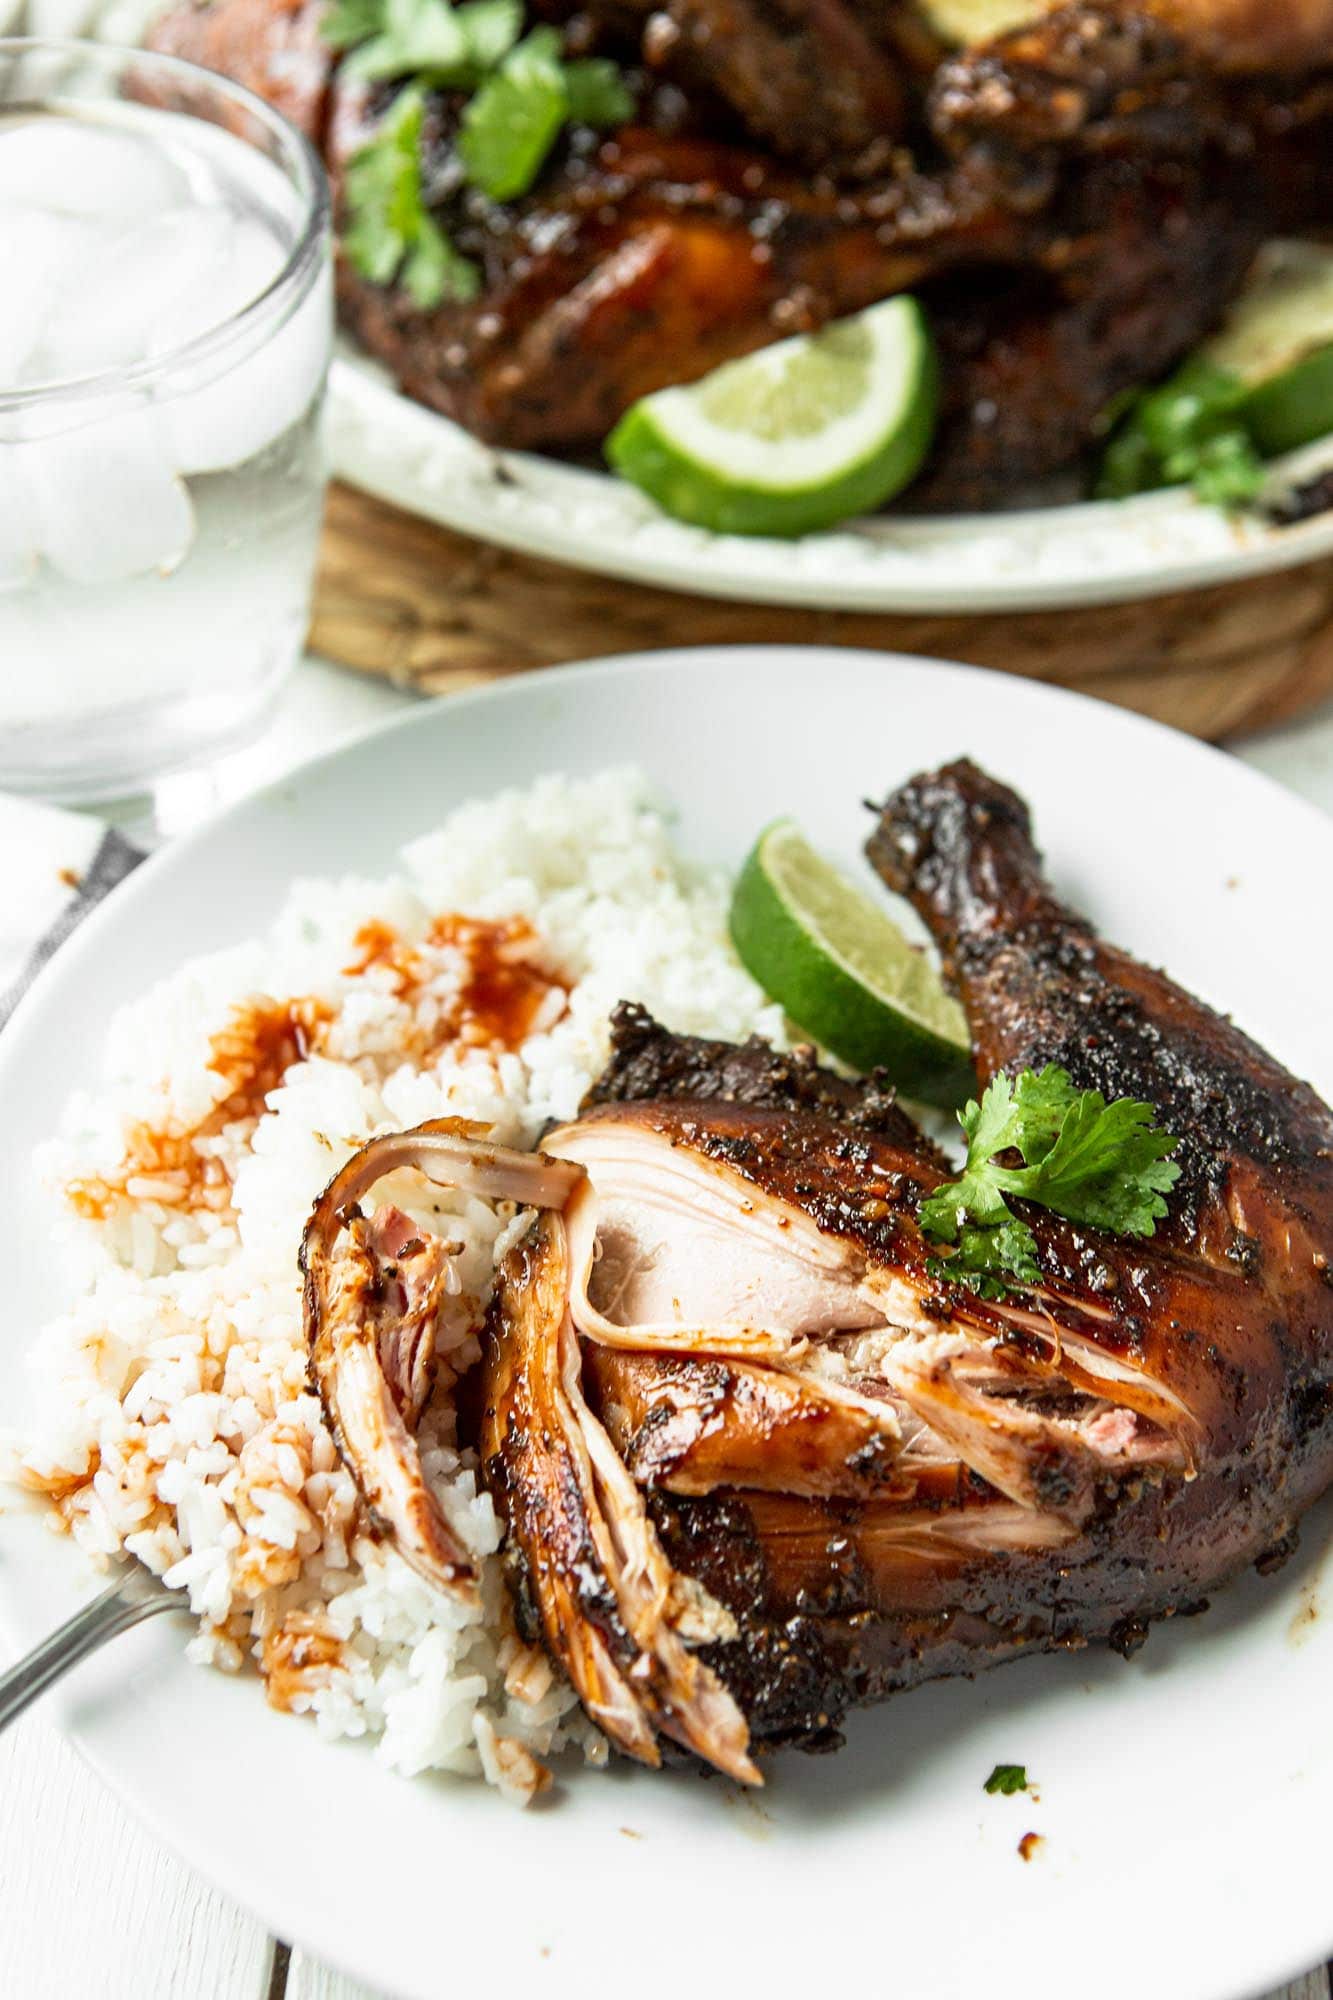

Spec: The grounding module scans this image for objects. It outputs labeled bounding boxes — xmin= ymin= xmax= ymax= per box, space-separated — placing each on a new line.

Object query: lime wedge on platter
xmin=1200 ymin=239 xmax=1333 ymax=459
xmin=729 ymin=819 xmax=974 ymax=1108
xmin=606 ymin=296 xmax=938 ymax=538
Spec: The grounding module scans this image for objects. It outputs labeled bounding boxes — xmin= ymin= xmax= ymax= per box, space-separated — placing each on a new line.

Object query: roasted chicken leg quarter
xmin=304 ymin=763 xmax=1333 ymax=1782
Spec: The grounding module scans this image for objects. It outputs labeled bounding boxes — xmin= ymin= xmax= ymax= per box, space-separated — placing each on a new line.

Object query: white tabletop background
xmin=3 ymin=652 xmax=1331 ymax=2000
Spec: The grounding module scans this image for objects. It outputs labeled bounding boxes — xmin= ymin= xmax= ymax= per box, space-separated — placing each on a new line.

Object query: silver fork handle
xmin=0 ymin=1576 xmax=188 ymax=1736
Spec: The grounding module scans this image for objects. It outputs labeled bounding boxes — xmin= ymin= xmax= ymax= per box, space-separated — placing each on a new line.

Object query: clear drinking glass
xmin=0 ymin=38 xmax=333 ymax=802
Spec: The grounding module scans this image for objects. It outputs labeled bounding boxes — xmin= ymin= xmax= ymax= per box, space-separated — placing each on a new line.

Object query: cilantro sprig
xmin=1095 ymin=358 xmax=1266 ymax=510
xmin=343 ymin=88 xmax=480 ymax=307
xmin=919 ymin=1066 xmax=1181 ymax=1299
xmin=333 ymin=0 xmax=633 ymax=308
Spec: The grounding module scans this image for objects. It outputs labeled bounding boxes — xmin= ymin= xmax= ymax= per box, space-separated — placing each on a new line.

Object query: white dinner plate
xmin=329 ymin=349 xmax=1333 ymax=613
xmin=1 ymin=649 xmax=1330 ymax=2000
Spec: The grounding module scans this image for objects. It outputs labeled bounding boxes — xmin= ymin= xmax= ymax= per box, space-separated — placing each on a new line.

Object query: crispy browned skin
xmin=483 ymin=770 xmax=1333 ymax=1762
xmin=929 ymin=6 xmax=1228 ymax=156
xmin=481 ymin=1210 xmax=760 ymax=1778
xmin=1142 ymin=0 xmax=1333 ymax=73
xmin=929 ymin=4 xmax=1333 ymax=270
xmin=929 ymin=5 xmax=1333 ymax=196
xmin=585 ymin=1346 xmax=909 ymax=1498
xmin=584 ymin=998 xmax=935 ymax=1153
xmin=552 ymin=0 xmax=913 ymax=167
xmin=480 ymin=1217 xmax=664 ymax=1762
xmin=909 ymin=159 xmax=1263 ymax=508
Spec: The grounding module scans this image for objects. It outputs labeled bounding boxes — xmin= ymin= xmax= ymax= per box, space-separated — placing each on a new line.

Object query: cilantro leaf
xmin=321 ymin=0 xmax=384 ymax=48
xmin=926 ymin=1221 xmax=1040 ymax=1300
xmin=1010 ymin=1088 xmax=1181 ymax=1235
xmin=345 ymin=0 xmax=468 ymax=82
xmin=919 ymin=1166 xmax=1011 ymax=1242
xmin=457 ymin=26 xmax=569 ymax=201
xmin=346 ymin=0 xmax=457 ymax=79
xmin=563 ymin=56 xmax=634 ymax=127
xmin=343 ymin=89 xmax=479 ymax=308
xmin=337 ymin=0 xmax=520 ymax=79
xmin=919 ymin=1065 xmax=1180 ymax=1295
xmin=984 ymin=1764 xmax=1029 ymax=1796
xmin=402 ymin=209 xmax=480 ymax=306
xmin=457 ymin=35 xmax=633 ymax=202
xmin=1188 ymin=428 xmax=1269 ymax=508
xmin=456 ymin=0 xmax=525 ymax=69
xmin=1095 ymin=358 xmax=1266 ymax=510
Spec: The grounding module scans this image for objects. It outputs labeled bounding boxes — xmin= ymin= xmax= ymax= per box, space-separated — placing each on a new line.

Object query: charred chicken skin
xmin=301 ymin=763 xmax=1333 ymax=1781
xmin=148 ymin=0 xmax=1332 ymax=506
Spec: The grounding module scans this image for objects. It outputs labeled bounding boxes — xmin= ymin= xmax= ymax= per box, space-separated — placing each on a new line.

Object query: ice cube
xmin=149 ymin=216 xmax=289 ymax=360
xmin=159 ymin=256 xmax=332 ymax=475
xmin=0 ymin=443 xmax=39 ymax=590
xmin=27 ymin=402 xmax=195 ymax=585
xmin=27 ymin=0 xmax=100 ymax=34
xmin=0 ymin=209 xmax=100 ymax=385
xmin=30 ymin=206 xmax=238 ymax=384
xmin=94 ymin=0 xmax=176 ymax=42
xmin=0 ymin=117 xmax=190 ymax=223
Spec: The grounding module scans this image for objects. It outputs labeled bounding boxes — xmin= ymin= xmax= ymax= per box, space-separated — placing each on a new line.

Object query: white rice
xmin=4 ymin=768 xmax=786 ymax=1795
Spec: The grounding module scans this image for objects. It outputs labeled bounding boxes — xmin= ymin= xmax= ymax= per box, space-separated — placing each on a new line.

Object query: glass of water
xmin=0 ymin=38 xmax=332 ymax=802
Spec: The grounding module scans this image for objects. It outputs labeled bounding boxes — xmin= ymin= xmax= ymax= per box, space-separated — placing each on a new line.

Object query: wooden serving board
xmin=310 ymin=483 xmax=1333 ymax=742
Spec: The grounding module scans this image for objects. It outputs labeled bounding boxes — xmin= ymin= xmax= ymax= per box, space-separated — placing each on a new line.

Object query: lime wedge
xmin=606 ymin=296 xmax=938 ymax=538
xmin=729 ymin=820 xmax=974 ymax=1108
xmin=1242 ymin=343 xmax=1333 ymax=458
xmin=1202 ymin=240 xmax=1333 ymax=458
xmin=916 ymin=0 xmax=1051 ymax=44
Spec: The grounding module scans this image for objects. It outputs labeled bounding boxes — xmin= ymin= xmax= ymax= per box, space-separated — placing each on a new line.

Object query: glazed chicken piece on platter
xmin=928 ymin=3 xmax=1333 ymax=223
xmin=1094 ymin=0 xmax=1333 ymax=74
xmin=302 ymin=763 xmax=1333 ymax=1782
xmin=538 ymin=0 xmax=918 ymax=168
xmin=147 ymin=0 xmax=1333 ymax=500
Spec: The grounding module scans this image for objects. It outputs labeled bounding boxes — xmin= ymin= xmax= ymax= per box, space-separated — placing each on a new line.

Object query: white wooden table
xmin=4 ymin=656 xmax=1332 ymax=2000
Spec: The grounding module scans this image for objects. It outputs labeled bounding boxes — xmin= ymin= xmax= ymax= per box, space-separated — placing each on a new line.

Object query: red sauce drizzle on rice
xmin=66 ymin=996 xmax=332 ymax=1221
xmin=66 ymin=916 xmax=566 ymax=1224
xmin=343 ymin=913 xmax=568 ymax=1050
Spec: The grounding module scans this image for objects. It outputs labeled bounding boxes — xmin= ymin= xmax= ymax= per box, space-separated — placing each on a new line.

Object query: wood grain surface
xmin=0 ymin=1710 xmax=273 ymax=2000
xmin=311 ymin=484 xmax=1333 ymax=744
xmin=281 ymin=1958 xmax=1333 ymax=2000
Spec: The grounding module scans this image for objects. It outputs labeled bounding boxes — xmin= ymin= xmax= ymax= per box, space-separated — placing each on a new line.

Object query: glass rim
xmin=0 ymin=36 xmax=331 ymax=415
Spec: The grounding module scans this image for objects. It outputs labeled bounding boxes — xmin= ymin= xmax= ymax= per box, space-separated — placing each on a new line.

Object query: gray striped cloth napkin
xmin=0 ymin=793 xmax=144 ymax=1032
